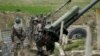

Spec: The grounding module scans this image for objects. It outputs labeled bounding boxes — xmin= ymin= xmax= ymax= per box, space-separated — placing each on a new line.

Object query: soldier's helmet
xmin=33 ymin=17 xmax=38 ymax=21
xmin=33 ymin=17 xmax=39 ymax=23
xmin=15 ymin=17 xmax=21 ymax=24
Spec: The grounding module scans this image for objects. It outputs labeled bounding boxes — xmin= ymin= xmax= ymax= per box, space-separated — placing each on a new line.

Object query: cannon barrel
xmin=65 ymin=0 xmax=100 ymax=28
xmin=45 ymin=6 xmax=79 ymax=30
xmin=50 ymin=6 xmax=79 ymax=29
xmin=45 ymin=0 xmax=99 ymax=32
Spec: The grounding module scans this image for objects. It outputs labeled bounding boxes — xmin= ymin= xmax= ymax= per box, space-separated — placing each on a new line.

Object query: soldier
xmin=32 ymin=17 xmax=43 ymax=55
xmin=11 ymin=17 xmax=25 ymax=56
xmin=11 ymin=16 xmax=25 ymax=43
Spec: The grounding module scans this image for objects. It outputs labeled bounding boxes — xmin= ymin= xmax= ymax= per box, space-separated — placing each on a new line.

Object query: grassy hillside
xmin=0 ymin=5 xmax=52 ymax=14
xmin=0 ymin=0 xmax=64 ymax=14
xmin=0 ymin=0 xmax=99 ymax=14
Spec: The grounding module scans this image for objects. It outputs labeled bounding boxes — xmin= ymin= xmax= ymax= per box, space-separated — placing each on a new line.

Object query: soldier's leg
xmin=26 ymin=45 xmax=31 ymax=56
xmin=20 ymin=41 xmax=25 ymax=56
xmin=30 ymin=35 xmax=34 ymax=48
xmin=12 ymin=36 xmax=19 ymax=56
xmin=13 ymin=43 xmax=19 ymax=56
xmin=36 ymin=42 xmax=43 ymax=55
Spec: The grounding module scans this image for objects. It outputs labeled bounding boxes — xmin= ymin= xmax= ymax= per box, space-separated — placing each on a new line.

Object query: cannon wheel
xmin=68 ymin=28 xmax=87 ymax=39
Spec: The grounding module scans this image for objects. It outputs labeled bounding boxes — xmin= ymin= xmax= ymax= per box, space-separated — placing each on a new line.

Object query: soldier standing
xmin=32 ymin=17 xmax=44 ymax=56
xmin=11 ymin=16 xmax=25 ymax=56
xmin=11 ymin=16 xmax=25 ymax=43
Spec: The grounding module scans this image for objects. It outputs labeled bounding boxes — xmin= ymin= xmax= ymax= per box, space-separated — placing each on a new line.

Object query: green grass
xmin=64 ymin=39 xmax=85 ymax=51
xmin=0 ymin=0 xmax=63 ymax=14
xmin=0 ymin=5 xmax=53 ymax=14
xmin=0 ymin=0 xmax=99 ymax=14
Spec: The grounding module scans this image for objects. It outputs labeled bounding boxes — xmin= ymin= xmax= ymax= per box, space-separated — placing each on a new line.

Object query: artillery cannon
xmin=44 ymin=0 xmax=99 ymax=36
xmin=42 ymin=0 xmax=100 ymax=53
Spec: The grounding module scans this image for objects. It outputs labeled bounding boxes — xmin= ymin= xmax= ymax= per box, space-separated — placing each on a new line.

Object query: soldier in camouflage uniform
xmin=11 ymin=17 xmax=25 ymax=56
xmin=32 ymin=17 xmax=44 ymax=56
